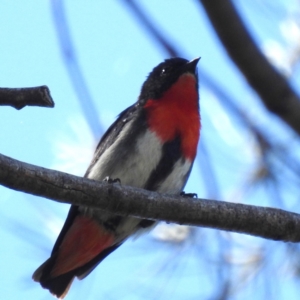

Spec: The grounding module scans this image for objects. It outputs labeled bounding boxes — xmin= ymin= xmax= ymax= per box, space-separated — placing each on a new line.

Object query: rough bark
xmin=1 ymin=153 xmax=300 ymax=243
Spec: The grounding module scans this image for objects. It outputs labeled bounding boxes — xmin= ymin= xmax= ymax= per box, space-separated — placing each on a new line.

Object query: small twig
xmin=1 ymin=152 xmax=300 ymax=243
xmin=0 ymin=86 xmax=54 ymax=110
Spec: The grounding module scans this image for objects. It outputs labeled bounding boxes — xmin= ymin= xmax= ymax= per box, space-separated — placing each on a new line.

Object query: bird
xmin=33 ymin=57 xmax=201 ymax=298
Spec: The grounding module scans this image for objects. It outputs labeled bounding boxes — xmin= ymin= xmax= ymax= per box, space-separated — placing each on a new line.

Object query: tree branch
xmin=0 ymin=86 xmax=54 ymax=110
xmin=199 ymin=0 xmax=300 ymax=136
xmin=1 ymin=152 xmax=300 ymax=243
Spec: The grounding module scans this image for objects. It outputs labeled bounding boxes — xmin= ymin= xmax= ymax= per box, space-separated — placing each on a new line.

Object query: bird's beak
xmin=185 ymin=57 xmax=200 ymax=73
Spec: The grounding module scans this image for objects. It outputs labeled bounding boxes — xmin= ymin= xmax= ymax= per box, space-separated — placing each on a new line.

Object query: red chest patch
xmin=144 ymin=74 xmax=201 ymax=160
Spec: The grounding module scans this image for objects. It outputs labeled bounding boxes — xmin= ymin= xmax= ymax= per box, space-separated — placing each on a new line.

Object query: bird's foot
xmin=103 ymin=176 xmax=121 ymax=184
xmin=180 ymin=191 xmax=197 ymax=198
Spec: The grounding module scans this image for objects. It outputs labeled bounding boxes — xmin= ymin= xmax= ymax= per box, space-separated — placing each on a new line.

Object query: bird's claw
xmin=180 ymin=191 xmax=197 ymax=198
xmin=103 ymin=176 xmax=121 ymax=184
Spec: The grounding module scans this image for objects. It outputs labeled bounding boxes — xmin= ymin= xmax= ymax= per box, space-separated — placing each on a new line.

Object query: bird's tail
xmin=33 ymin=215 xmax=116 ymax=298
xmin=33 ymin=257 xmax=75 ymax=299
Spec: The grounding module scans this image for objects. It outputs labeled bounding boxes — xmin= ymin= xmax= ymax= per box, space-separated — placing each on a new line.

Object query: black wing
xmin=52 ymin=103 xmax=140 ymax=254
xmin=84 ymin=103 xmax=140 ymax=177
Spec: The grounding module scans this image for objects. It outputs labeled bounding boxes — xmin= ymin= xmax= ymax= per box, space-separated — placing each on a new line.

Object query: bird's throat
xmin=144 ymin=73 xmax=200 ymax=160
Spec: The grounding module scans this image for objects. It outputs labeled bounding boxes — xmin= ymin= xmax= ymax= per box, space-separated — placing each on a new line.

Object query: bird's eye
xmin=160 ymin=68 xmax=166 ymax=76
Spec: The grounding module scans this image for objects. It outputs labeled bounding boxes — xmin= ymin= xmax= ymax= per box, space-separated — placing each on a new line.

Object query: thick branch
xmin=0 ymin=86 xmax=54 ymax=110
xmin=200 ymin=0 xmax=300 ymax=136
xmin=1 ymin=153 xmax=300 ymax=242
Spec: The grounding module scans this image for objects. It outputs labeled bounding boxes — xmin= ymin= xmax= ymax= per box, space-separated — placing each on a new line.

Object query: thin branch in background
xmin=0 ymin=86 xmax=54 ymax=110
xmin=122 ymin=0 xmax=180 ymax=57
xmin=199 ymin=0 xmax=300 ymax=136
xmin=197 ymin=139 xmax=221 ymax=199
xmin=202 ymin=68 xmax=300 ymax=183
xmin=51 ymin=0 xmax=103 ymax=139
xmin=214 ymin=279 xmax=231 ymax=300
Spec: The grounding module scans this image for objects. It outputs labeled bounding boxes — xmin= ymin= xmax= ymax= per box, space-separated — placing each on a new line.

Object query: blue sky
xmin=1 ymin=1 xmax=300 ymax=299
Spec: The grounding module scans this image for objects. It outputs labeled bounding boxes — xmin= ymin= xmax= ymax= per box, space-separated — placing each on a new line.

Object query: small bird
xmin=33 ymin=57 xmax=201 ymax=298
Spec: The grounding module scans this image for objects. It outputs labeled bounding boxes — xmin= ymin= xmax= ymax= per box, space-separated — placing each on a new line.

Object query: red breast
xmin=144 ymin=73 xmax=200 ymax=161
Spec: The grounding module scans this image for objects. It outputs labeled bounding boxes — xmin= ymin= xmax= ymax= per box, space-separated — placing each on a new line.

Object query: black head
xmin=138 ymin=57 xmax=200 ymax=103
